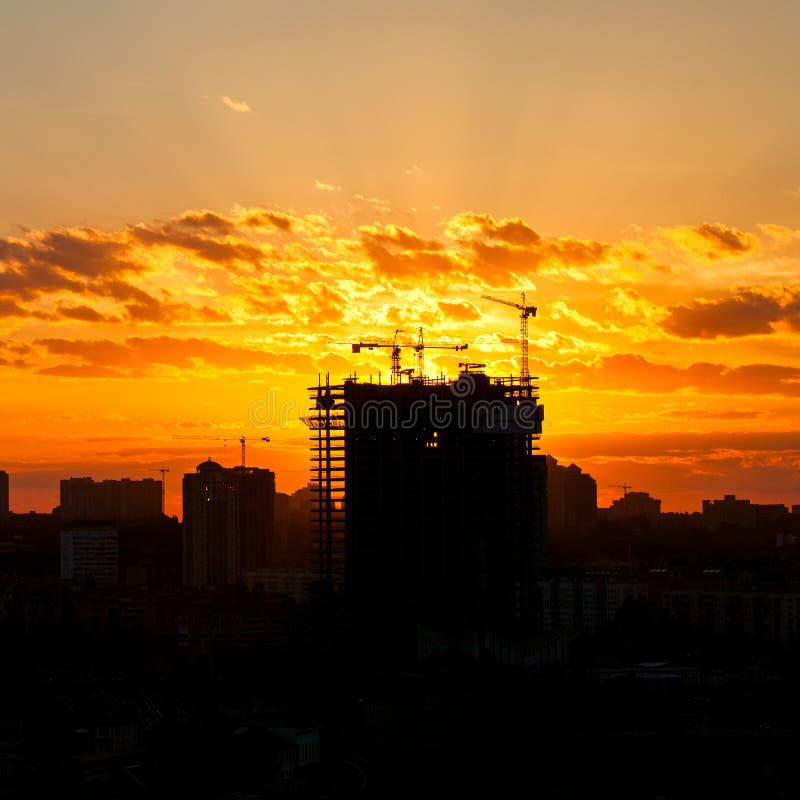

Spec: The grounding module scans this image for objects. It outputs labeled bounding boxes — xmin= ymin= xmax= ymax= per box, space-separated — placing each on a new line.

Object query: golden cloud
xmin=220 ymin=95 xmax=252 ymax=113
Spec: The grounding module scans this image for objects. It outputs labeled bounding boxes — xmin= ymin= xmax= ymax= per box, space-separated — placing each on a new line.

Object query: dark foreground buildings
xmin=182 ymin=460 xmax=276 ymax=587
xmin=305 ymin=367 xmax=546 ymax=643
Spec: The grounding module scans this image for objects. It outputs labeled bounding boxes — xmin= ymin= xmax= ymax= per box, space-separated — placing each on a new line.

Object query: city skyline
xmin=2 ymin=2 xmax=800 ymax=514
xmin=1 ymin=457 xmax=798 ymax=525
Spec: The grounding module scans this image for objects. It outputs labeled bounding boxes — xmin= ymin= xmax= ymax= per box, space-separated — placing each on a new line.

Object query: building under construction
xmin=304 ymin=361 xmax=547 ymax=637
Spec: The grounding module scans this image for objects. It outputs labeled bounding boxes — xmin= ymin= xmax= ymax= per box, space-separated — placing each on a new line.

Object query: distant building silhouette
xmin=702 ymin=494 xmax=789 ymax=529
xmin=0 ymin=470 xmax=8 ymax=516
xmin=271 ymin=485 xmax=313 ymax=569
xmin=305 ymin=369 xmax=547 ymax=637
xmin=60 ymin=477 xmax=162 ymax=522
xmin=546 ymin=456 xmax=597 ymax=530
xmin=608 ymin=491 xmax=661 ymax=522
xmin=182 ymin=460 xmax=276 ymax=587
xmin=275 ymin=491 xmax=290 ymax=560
xmin=60 ymin=521 xmax=119 ymax=583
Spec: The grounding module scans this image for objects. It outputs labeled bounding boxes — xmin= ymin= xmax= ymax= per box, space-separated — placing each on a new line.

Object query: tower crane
xmin=151 ymin=468 xmax=169 ymax=514
xmin=610 ymin=483 xmax=633 ymax=497
xmin=172 ymin=435 xmax=270 ymax=468
xmin=412 ymin=327 xmax=468 ymax=379
xmin=481 ymin=292 xmax=537 ymax=381
xmin=345 ymin=328 xmax=468 ymax=383
xmin=349 ymin=328 xmax=405 ymax=384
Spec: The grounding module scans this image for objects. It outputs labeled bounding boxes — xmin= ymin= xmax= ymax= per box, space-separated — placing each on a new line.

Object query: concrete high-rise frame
xmin=305 ymin=368 xmax=546 ymax=634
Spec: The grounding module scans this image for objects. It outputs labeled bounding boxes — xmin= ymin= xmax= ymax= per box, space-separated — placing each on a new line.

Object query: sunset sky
xmin=2 ymin=1 xmax=800 ymax=516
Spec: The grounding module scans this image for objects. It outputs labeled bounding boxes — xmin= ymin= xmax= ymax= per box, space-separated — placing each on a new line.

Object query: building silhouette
xmin=182 ymin=460 xmax=276 ymax=587
xmin=60 ymin=477 xmax=162 ymax=522
xmin=702 ymin=494 xmax=789 ymax=529
xmin=608 ymin=490 xmax=661 ymax=522
xmin=546 ymin=456 xmax=597 ymax=531
xmin=60 ymin=521 xmax=119 ymax=583
xmin=0 ymin=470 xmax=8 ymax=516
xmin=305 ymin=368 xmax=547 ymax=637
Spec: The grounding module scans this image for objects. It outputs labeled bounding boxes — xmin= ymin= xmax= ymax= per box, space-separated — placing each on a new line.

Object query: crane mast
xmin=412 ymin=327 xmax=468 ymax=379
xmin=481 ymin=292 xmax=537 ymax=382
xmin=151 ymin=468 xmax=169 ymax=514
xmin=349 ymin=328 xmax=404 ymax=384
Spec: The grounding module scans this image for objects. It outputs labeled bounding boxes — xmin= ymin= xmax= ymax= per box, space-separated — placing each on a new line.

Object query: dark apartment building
xmin=305 ymin=368 xmax=547 ymax=635
xmin=703 ymin=494 xmax=789 ymax=529
xmin=546 ymin=456 xmax=597 ymax=531
xmin=608 ymin=490 xmax=661 ymax=522
xmin=182 ymin=460 xmax=276 ymax=587
xmin=0 ymin=470 xmax=8 ymax=515
xmin=60 ymin=477 xmax=162 ymax=522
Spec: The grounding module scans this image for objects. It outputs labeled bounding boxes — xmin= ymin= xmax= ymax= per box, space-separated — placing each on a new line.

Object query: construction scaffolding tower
xmin=302 ymin=376 xmax=347 ymax=591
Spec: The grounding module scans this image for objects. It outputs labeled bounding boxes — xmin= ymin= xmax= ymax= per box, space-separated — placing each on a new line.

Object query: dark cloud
xmin=37 ymin=364 xmax=129 ymax=379
xmin=450 ymin=212 xmax=541 ymax=246
xmin=0 ymin=227 xmax=143 ymax=306
xmin=92 ymin=279 xmax=160 ymax=306
xmin=173 ymin=211 xmax=236 ymax=234
xmin=129 ymin=224 xmax=265 ymax=267
xmin=361 ymin=238 xmax=460 ymax=278
xmin=246 ymin=296 xmax=293 ymax=317
xmin=361 ymin=217 xmax=607 ymax=283
xmin=546 ymin=238 xmax=610 ymax=266
xmin=123 ymin=301 xmax=232 ymax=324
xmin=357 ymin=223 xmax=458 ymax=279
xmin=536 ymin=353 xmax=800 ymax=397
xmin=442 ymin=212 xmax=611 ymax=281
xmin=0 ymin=263 xmax=84 ymax=300
xmin=663 ymin=291 xmax=794 ymax=338
xmin=693 ymin=223 xmax=755 ymax=255
xmin=34 ymin=336 xmax=315 ymax=376
xmin=361 ymin=225 xmax=444 ymax=252
xmin=240 ymin=210 xmax=294 ymax=230
xmin=35 ymin=229 xmax=137 ymax=277
xmin=0 ymin=298 xmax=35 ymax=318
xmin=167 ymin=207 xmax=294 ymax=233
xmin=57 ymin=305 xmax=119 ymax=323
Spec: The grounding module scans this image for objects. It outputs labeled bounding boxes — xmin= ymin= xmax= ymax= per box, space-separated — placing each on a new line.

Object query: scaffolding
xmin=302 ymin=376 xmax=346 ymax=591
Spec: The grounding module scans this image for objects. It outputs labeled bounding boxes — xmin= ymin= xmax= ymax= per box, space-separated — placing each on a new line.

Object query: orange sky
xmin=1 ymin=2 xmax=799 ymax=516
